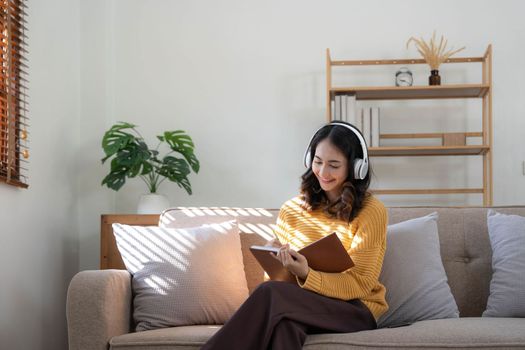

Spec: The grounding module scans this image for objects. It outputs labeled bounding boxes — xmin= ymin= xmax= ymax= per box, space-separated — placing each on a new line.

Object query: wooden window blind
xmin=0 ymin=0 xmax=28 ymax=188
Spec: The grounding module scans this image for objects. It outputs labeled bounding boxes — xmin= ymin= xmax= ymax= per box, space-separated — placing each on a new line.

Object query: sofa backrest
xmin=159 ymin=205 xmax=525 ymax=318
xmin=387 ymin=206 xmax=525 ymax=317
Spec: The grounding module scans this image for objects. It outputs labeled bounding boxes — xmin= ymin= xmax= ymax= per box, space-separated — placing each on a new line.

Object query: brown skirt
xmin=201 ymin=280 xmax=377 ymax=350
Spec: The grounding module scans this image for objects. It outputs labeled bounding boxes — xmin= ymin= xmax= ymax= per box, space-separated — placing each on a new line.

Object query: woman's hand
xmin=272 ymin=244 xmax=310 ymax=280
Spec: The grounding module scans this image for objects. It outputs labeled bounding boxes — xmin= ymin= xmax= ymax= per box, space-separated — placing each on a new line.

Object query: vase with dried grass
xmin=406 ymin=32 xmax=465 ymax=86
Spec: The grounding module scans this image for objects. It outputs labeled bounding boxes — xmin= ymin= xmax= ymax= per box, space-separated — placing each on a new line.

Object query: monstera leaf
xmin=117 ymin=142 xmax=152 ymax=176
xmin=101 ymin=122 xmax=137 ymax=162
xmin=159 ymin=131 xmax=200 ymax=173
xmin=101 ymin=158 xmax=129 ymax=191
xmin=157 ymin=156 xmax=192 ymax=194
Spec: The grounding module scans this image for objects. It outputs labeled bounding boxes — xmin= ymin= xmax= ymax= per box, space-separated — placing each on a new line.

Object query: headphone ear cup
xmin=354 ymin=158 xmax=369 ymax=180
xmin=354 ymin=158 xmax=364 ymax=180
xmin=305 ymin=148 xmax=312 ymax=168
xmin=361 ymin=158 xmax=369 ymax=180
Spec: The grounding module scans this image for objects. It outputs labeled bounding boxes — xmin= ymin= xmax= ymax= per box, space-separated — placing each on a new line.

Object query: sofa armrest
xmin=67 ymin=270 xmax=132 ymax=350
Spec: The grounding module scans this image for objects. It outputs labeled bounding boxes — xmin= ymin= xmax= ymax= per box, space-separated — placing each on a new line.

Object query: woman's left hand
xmin=272 ymin=244 xmax=310 ymax=280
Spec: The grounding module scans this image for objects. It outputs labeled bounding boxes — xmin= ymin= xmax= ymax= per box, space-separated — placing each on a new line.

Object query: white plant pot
xmin=137 ymin=193 xmax=170 ymax=214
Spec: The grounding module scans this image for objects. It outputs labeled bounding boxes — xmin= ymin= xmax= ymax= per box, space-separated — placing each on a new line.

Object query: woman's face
xmin=312 ymin=138 xmax=349 ymax=200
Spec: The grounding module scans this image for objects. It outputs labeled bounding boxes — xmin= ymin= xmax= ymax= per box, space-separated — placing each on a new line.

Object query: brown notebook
xmin=249 ymin=232 xmax=354 ymax=283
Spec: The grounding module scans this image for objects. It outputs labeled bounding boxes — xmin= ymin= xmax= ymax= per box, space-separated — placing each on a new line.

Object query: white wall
xmin=0 ymin=0 xmax=80 ymax=349
xmin=2 ymin=0 xmax=525 ymax=348
xmin=77 ymin=0 xmax=115 ymax=273
xmin=105 ymin=0 xmax=525 ymax=215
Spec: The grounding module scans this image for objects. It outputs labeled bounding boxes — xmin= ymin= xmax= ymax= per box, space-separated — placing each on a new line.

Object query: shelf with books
xmin=330 ymin=84 xmax=490 ymax=100
xmin=326 ymin=45 xmax=493 ymax=205
xmin=370 ymin=188 xmax=484 ymax=195
xmin=368 ymin=145 xmax=489 ymax=157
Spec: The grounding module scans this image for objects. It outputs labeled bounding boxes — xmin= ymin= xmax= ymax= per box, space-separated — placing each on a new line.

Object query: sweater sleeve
xmin=298 ymin=201 xmax=388 ymax=301
xmin=273 ymin=205 xmax=291 ymax=245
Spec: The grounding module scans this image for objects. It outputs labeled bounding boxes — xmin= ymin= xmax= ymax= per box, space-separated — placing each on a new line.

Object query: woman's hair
xmin=300 ymin=121 xmax=371 ymax=223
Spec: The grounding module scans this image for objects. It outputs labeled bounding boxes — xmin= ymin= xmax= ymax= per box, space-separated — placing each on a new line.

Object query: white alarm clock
xmin=395 ymin=67 xmax=413 ymax=87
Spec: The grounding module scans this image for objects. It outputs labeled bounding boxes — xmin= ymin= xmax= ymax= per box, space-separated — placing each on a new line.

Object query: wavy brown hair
xmin=300 ymin=121 xmax=371 ymax=223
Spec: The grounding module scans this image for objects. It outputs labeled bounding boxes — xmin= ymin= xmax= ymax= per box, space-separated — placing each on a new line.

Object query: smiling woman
xmin=301 ymin=121 xmax=371 ymax=222
xmin=201 ymin=121 xmax=387 ymax=350
xmin=0 ymin=0 xmax=29 ymax=188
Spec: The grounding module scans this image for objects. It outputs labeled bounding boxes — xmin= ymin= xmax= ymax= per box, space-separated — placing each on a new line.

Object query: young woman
xmin=201 ymin=121 xmax=388 ymax=350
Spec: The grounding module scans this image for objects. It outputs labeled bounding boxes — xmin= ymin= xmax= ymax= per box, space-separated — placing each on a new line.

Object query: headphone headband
xmin=303 ymin=121 xmax=369 ymax=180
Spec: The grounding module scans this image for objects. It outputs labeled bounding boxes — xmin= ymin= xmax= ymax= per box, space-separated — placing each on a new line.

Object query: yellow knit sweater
xmin=273 ymin=194 xmax=388 ymax=320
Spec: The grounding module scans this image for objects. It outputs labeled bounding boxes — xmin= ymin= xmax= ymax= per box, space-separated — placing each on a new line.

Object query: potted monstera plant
xmin=101 ymin=121 xmax=200 ymax=213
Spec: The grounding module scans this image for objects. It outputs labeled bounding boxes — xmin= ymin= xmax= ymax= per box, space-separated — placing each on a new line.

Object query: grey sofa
xmin=67 ymin=206 xmax=525 ymax=350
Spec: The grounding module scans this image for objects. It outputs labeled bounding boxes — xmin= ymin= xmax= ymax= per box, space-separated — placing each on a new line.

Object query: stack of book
xmin=331 ymin=94 xmax=380 ymax=147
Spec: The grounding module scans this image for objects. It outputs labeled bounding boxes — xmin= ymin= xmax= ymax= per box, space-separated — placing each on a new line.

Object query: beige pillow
xmin=112 ymin=220 xmax=249 ymax=331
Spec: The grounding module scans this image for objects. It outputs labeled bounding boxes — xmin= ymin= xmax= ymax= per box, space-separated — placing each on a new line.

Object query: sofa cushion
xmin=112 ymin=221 xmax=249 ymax=331
xmin=483 ymin=210 xmax=525 ymax=317
xmin=159 ymin=207 xmax=278 ymax=293
xmin=109 ymin=325 xmax=218 ymax=350
xmin=305 ymin=318 xmax=525 ymax=350
xmin=109 ymin=318 xmax=525 ymax=350
xmin=378 ymin=212 xmax=459 ymax=327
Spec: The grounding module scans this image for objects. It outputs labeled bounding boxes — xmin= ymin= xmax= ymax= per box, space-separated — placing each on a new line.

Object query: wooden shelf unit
xmin=326 ymin=45 xmax=493 ymax=205
xmin=369 ymin=145 xmax=489 ymax=157
xmin=330 ymin=84 xmax=490 ymax=100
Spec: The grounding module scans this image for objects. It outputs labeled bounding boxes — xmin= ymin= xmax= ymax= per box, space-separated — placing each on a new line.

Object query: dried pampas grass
xmin=406 ymin=32 xmax=465 ymax=70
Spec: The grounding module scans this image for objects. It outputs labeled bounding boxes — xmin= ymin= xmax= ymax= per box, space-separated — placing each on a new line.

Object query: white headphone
xmin=303 ymin=121 xmax=369 ymax=180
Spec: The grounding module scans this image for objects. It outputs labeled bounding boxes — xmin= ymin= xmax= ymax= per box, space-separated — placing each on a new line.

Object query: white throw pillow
xmin=378 ymin=212 xmax=459 ymax=328
xmin=112 ymin=220 xmax=249 ymax=331
xmin=483 ymin=210 xmax=525 ymax=317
